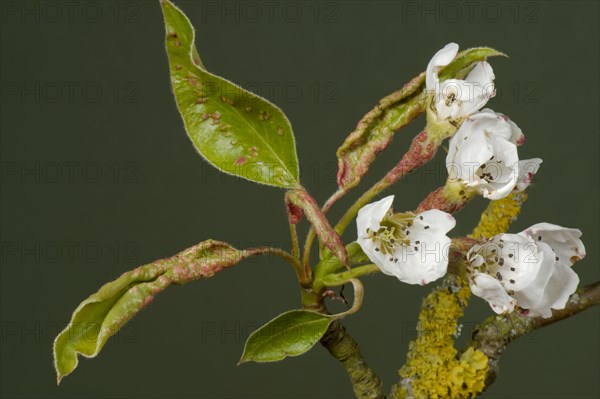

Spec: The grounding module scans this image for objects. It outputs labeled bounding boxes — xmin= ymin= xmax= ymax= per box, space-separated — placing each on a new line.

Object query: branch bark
xmin=321 ymin=320 xmax=385 ymax=399
xmin=470 ymin=281 xmax=600 ymax=387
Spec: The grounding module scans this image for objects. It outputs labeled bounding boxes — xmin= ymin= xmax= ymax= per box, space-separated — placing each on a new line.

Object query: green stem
xmin=319 ymin=264 xmax=380 ymax=289
xmin=312 ymin=243 xmax=372 ymax=293
xmin=323 ymin=188 xmax=347 ymax=213
xmin=288 ymin=217 xmax=300 ymax=260
xmin=289 ymin=187 xmax=348 ymax=270
xmin=253 ymin=247 xmax=309 ymax=287
xmin=322 ymin=278 xmax=365 ymax=319
xmin=334 ymin=129 xmax=439 ymax=235
xmin=300 ymin=264 xmax=383 ymax=399
xmin=302 ymin=228 xmax=316 ymax=270
xmin=310 ymin=278 xmax=384 ymax=399
xmin=301 ymin=189 xmax=345 ymax=269
xmin=334 ymin=181 xmax=387 ymax=235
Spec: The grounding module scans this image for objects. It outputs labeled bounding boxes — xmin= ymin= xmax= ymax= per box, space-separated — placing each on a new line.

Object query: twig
xmin=470 ymin=281 xmax=600 ymax=387
xmin=321 ymin=320 xmax=386 ymax=399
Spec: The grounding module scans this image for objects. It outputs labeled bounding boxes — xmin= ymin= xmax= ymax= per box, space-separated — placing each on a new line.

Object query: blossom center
xmin=444 ymin=90 xmax=459 ymax=107
xmin=475 ymin=155 xmax=502 ymax=182
xmin=367 ymin=210 xmax=416 ymax=255
xmin=469 ymin=239 xmax=520 ymax=293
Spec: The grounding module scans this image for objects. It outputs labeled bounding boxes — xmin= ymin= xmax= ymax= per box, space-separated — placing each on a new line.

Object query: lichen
xmin=390 ymin=275 xmax=488 ymax=399
xmin=470 ymin=192 xmax=527 ymax=240
xmin=392 ymin=190 xmax=528 ymax=398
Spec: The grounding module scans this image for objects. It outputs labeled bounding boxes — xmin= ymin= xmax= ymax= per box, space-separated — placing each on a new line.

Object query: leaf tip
xmin=53 ymin=331 xmax=69 ymax=386
xmin=485 ymin=47 xmax=508 ymax=58
xmin=332 ymin=246 xmax=349 ymax=267
xmin=54 ymin=354 xmax=70 ymax=386
xmin=237 ymin=354 xmax=250 ymax=366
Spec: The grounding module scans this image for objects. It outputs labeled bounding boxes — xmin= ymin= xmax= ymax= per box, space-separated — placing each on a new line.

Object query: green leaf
xmin=239 ymin=310 xmax=333 ymax=364
xmin=160 ymin=0 xmax=299 ymax=188
xmin=336 ymin=47 xmax=505 ymax=192
xmin=438 ymin=48 xmax=506 ymax=82
xmin=54 ymin=240 xmax=251 ymax=384
xmin=53 ymin=262 xmax=172 ymax=384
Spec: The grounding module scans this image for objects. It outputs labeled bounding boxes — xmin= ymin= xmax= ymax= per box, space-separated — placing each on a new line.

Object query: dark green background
xmin=1 ymin=0 xmax=598 ymax=398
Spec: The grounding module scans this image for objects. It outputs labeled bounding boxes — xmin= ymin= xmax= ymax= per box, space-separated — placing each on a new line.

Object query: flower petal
xmin=470 ymin=272 xmax=516 ymax=314
xmin=478 ymin=135 xmax=519 ymax=200
xmin=514 ymin=158 xmax=542 ymax=192
xmin=356 ymin=196 xmax=408 ymax=280
xmin=465 ymin=61 xmax=495 ymax=89
xmin=511 ymin=241 xmax=555 ymax=309
xmin=414 ymin=209 xmax=456 ymax=235
xmin=395 ymin=210 xmax=455 ymax=285
xmin=507 ymin=119 xmax=525 ymax=145
xmin=527 ymin=262 xmax=579 ymax=318
xmin=357 ymin=238 xmax=401 ymax=279
xmin=426 ymin=43 xmax=459 ymax=90
xmin=394 ymin=236 xmax=451 ymax=285
xmin=469 ymin=233 xmax=543 ymax=291
xmin=356 ymin=232 xmax=403 ymax=280
xmin=435 ymin=79 xmax=486 ymax=120
xmin=356 ymin=195 xmax=394 ymax=236
xmin=491 ymin=233 xmax=543 ymax=291
xmin=469 ymin=110 xmax=513 ymax=141
xmin=447 ymin=62 xmax=495 ymax=118
xmin=447 ymin=127 xmax=493 ymax=183
xmin=521 ymin=223 xmax=586 ymax=266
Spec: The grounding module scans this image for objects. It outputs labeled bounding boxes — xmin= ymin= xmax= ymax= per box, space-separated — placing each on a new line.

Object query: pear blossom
xmin=446 ymin=109 xmax=542 ymax=200
xmin=356 ymin=195 xmax=456 ymax=285
xmin=467 ymin=224 xmax=584 ymax=318
xmin=426 ymin=42 xmax=495 ymax=121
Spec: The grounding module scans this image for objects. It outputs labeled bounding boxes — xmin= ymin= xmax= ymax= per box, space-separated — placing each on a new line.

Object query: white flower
xmin=467 ymin=224 xmax=584 ymax=318
xmin=356 ymin=195 xmax=456 ymax=285
xmin=426 ymin=43 xmax=495 ymax=121
xmin=446 ymin=109 xmax=542 ymax=200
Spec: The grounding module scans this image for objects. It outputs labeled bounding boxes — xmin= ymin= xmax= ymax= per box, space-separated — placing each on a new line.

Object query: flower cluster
xmin=426 ymin=43 xmax=543 ymax=199
xmin=356 ymin=43 xmax=585 ymax=318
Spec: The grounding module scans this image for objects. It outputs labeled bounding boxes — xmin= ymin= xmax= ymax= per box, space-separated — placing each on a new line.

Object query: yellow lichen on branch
xmin=390 ymin=274 xmax=488 ymax=399
xmin=470 ymin=192 xmax=527 ymax=240
xmin=390 ymin=192 xmax=529 ymax=398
